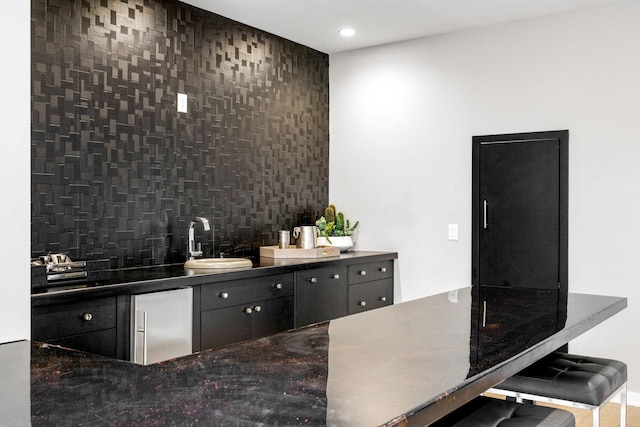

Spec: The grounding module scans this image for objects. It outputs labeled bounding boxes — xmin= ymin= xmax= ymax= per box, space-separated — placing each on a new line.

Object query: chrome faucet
xmin=188 ymin=217 xmax=211 ymax=260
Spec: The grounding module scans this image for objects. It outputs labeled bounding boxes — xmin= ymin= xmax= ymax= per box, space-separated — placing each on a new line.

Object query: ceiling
xmin=181 ymin=0 xmax=622 ymax=54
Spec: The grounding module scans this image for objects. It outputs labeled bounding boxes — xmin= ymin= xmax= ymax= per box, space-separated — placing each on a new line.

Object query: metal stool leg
xmin=592 ymin=406 xmax=600 ymax=427
xmin=621 ymin=383 xmax=627 ymax=427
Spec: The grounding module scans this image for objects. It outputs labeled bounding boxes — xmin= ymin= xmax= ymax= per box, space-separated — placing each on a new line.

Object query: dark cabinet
xmin=199 ymin=273 xmax=295 ymax=350
xmin=32 ymin=296 xmax=118 ymax=358
xmin=32 ymin=253 xmax=397 ymax=359
xmin=295 ymin=259 xmax=395 ymax=326
xmin=347 ymin=260 xmax=394 ymax=314
xmin=294 ymin=265 xmax=348 ymax=328
xmin=201 ymin=297 xmax=294 ymax=349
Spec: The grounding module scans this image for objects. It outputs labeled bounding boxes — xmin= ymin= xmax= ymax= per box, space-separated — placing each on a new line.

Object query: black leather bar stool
xmin=488 ymin=352 xmax=627 ymax=427
xmin=430 ymin=396 xmax=575 ymax=427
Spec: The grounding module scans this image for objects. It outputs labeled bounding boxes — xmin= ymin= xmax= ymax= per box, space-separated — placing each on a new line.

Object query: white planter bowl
xmin=317 ymin=236 xmax=353 ymax=252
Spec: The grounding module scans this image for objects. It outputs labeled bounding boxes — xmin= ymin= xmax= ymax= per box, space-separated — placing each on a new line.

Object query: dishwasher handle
xmin=134 ymin=311 xmax=148 ymax=365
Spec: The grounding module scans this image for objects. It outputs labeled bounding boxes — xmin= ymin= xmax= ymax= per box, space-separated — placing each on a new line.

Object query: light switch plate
xmin=448 ymin=224 xmax=458 ymax=241
xmin=177 ymin=93 xmax=188 ymax=113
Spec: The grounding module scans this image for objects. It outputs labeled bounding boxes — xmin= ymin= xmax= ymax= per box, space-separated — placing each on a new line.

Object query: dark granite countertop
xmin=32 ymin=251 xmax=398 ymax=303
xmin=3 ymin=286 xmax=627 ymax=426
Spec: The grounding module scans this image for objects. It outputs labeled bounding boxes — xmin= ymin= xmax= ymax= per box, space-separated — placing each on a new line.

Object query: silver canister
xmin=278 ymin=230 xmax=291 ymax=249
xmin=293 ymin=225 xmax=318 ymax=249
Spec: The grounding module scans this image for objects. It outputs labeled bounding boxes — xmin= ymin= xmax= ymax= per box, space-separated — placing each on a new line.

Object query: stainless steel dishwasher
xmin=130 ymin=287 xmax=193 ymax=365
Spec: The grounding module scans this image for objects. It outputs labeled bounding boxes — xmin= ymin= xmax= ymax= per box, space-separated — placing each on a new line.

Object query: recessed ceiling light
xmin=339 ymin=28 xmax=355 ymax=37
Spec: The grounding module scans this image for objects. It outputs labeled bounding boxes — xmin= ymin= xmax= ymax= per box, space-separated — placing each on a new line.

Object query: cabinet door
xmin=251 ymin=297 xmax=294 ymax=339
xmin=348 ymin=279 xmax=393 ymax=315
xmin=200 ymin=297 xmax=294 ymax=350
xmin=201 ymin=305 xmax=252 ymax=349
xmin=295 ymin=266 xmax=348 ymax=328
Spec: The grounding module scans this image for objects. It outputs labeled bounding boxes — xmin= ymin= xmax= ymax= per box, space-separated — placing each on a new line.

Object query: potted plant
xmin=315 ymin=204 xmax=359 ymax=252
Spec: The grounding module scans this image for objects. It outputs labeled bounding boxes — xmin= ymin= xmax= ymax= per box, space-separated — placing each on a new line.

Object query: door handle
xmin=482 ymin=300 xmax=487 ymax=327
xmin=483 ymin=200 xmax=488 ymax=230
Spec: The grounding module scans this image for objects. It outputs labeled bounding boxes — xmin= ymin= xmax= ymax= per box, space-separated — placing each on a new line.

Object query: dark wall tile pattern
xmin=31 ymin=0 xmax=329 ymax=267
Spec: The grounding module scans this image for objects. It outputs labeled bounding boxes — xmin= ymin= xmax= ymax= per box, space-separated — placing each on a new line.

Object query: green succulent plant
xmin=316 ymin=204 xmax=359 ymax=240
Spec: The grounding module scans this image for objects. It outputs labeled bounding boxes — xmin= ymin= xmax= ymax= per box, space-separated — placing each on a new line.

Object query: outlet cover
xmin=448 ymin=224 xmax=459 ymax=241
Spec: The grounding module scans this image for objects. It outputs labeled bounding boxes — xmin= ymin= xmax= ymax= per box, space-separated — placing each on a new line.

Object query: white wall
xmin=0 ymin=5 xmax=31 ymax=343
xmin=330 ymin=2 xmax=640 ymax=398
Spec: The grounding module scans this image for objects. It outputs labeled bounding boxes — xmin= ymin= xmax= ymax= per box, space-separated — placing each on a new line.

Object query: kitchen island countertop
xmin=4 ymin=286 xmax=627 ymax=426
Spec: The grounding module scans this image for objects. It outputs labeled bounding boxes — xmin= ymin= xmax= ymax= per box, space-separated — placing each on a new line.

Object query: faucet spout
xmin=188 ymin=217 xmax=211 ymax=260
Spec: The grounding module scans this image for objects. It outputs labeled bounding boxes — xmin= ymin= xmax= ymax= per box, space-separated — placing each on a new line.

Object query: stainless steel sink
xmin=183 ymin=258 xmax=253 ymax=269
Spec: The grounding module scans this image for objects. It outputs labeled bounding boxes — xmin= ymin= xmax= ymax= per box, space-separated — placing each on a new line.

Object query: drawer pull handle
xmin=254 ymin=305 xmax=262 ymax=312
xmin=82 ymin=313 xmax=93 ymax=321
xmin=358 ymin=301 xmax=366 ymax=307
xmin=332 ymin=274 xmax=340 ymax=279
xmin=220 ymin=292 xmax=229 ymax=299
xmin=275 ymin=283 xmax=283 ymax=290
xmin=380 ymin=267 xmax=387 ymax=273
xmin=244 ymin=307 xmax=253 ymax=314
xmin=359 ymin=271 xmax=367 ymax=276
xmin=309 ymin=277 xmax=318 ymax=284
xmin=380 ymin=296 xmax=387 ymax=302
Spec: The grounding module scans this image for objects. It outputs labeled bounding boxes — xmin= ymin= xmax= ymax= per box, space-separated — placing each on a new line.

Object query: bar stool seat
xmin=488 ymin=352 xmax=627 ymax=427
xmin=430 ymin=396 xmax=575 ymax=427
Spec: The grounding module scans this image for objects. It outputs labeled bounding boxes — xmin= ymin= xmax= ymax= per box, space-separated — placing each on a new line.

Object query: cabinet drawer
xmin=32 ymin=296 xmax=117 ymax=340
xmin=348 ymin=260 xmax=393 ymax=285
xmin=296 ymin=265 xmax=347 ymax=288
xmin=348 ymin=279 xmax=394 ymax=315
xmin=201 ymin=273 xmax=294 ymax=311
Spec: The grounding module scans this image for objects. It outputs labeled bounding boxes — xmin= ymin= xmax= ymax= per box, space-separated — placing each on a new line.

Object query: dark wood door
xmin=472 ymin=130 xmax=568 ymax=291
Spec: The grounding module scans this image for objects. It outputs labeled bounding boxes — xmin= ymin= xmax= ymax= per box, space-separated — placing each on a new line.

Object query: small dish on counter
xmin=183 ymin=258 xmax=253 ymax=269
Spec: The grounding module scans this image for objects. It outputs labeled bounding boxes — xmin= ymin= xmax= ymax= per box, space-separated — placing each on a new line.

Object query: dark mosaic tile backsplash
xmin=31 ymin=0 xmax=329 ymax=268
